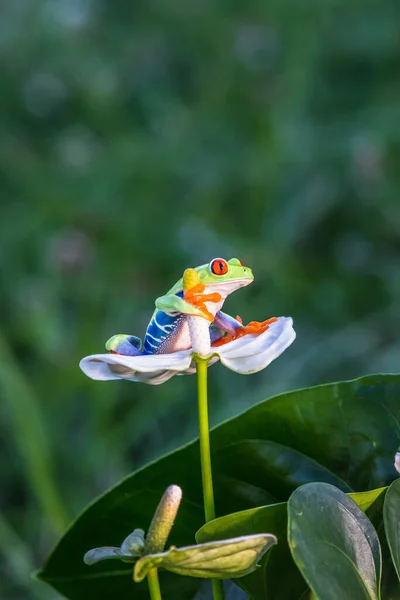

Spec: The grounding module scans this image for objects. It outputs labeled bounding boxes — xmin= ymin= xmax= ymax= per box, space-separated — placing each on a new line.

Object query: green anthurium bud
xmin=134 ymin=533 xmax=277 ymax=582
xmin=144 ymin=485 xmax=182 ymax=554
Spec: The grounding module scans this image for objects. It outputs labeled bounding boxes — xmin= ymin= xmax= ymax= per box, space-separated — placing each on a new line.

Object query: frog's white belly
xmin=157 ymin=298 xmax=224 ymax=354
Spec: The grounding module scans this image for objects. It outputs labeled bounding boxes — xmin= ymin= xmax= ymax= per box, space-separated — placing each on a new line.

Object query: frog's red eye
xmin=210 ymin=258 xmax=228 ymax=276
xmin=239 ymin=259 xmax=244 ymax=266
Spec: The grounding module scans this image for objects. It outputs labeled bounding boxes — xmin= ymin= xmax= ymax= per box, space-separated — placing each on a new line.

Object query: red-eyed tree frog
xmin=106 ymin=258 xmax=276 ymax=356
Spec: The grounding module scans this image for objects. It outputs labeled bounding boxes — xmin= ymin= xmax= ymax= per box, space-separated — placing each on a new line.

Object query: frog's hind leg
xmin=105 ymin=334 xmax=143 ymax=356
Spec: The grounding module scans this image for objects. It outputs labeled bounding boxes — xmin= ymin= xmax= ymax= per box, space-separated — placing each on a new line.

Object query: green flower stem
xmin=195 ymin=356 xmax=225 ymax=600
xmin=147 ymin=568 xmax=162 ymax=600
xmin=211 ymin=580 xmax=225 ymax=600
xmin=195 ymin=356 xmax=215 ymax=522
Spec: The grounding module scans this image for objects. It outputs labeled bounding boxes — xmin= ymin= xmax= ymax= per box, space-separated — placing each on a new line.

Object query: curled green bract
xmin=84 ymin=531 xmax=277 ymax=582
xmin=133 ymin=534 xmax=277 ymax=582
xmin=84 ymin=528 xmax=145 ymax=565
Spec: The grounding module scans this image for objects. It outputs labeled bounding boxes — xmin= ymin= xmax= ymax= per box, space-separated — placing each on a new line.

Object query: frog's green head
xmin=196 ymin=258 xmax=254 ymax=298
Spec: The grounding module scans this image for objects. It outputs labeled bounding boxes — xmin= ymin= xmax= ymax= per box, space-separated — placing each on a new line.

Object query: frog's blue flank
xmin=143 ymin=291 xmax=184 ymax=354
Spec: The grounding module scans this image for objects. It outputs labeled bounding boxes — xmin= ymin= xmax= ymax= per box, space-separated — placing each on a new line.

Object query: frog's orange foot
xmin=212 ymin=317 xmax=278 ymax=347
xmin=236 ymin=317 xmax=278 ymax=338
xmin=212 ymin=333 xmax=235 ymax=347
xmin=184 ymin=284 xmax=222 ymax=322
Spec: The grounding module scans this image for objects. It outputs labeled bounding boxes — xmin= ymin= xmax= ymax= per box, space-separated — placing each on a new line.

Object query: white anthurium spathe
xmin=394 ymin=452 xmax=400 ymax=475
xmin=79 ymin=316 xmax=295 ymax=385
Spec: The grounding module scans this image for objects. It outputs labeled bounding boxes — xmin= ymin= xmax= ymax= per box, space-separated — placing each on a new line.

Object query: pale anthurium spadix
xmin=83 ymin=485 xmax=277 ymax=582
xmin=79 ymin=258 xmax=296 ymax=384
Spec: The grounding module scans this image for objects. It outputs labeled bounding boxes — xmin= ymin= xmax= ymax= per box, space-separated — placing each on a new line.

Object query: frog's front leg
xmin=156 ymin=271 xmax=222 ymax=322
xmin=155 ymin=293 xmax=213 ymax=320
xmin=211 ymin=312 xmax=278 ymax=347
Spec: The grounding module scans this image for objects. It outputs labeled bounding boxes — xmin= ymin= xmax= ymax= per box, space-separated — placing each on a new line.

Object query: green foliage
xmin=383 ymin=479 xmax=400 ymax=583
xmin=197 ymin=489 xmax=386 ymax=600
xmin=288 ymin=483 xmax=381 ymax=600
xmin=38 ymin=375 xmax=400 ymax=599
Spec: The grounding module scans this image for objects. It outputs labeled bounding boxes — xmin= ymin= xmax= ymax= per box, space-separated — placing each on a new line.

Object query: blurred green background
xmin=1 ymin=0 xmax=400 ymax=598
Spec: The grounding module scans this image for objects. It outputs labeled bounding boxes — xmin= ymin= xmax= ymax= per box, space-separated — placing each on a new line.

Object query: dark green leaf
xmin=383 ymin=478 xmax=400 ymax=582
xmin=337 ymin=488 xmax=400 ymax=600
xmin=197 ymin=488 xmax=386 ymax=600
xmin=348 ymin=488 xmax=387 ymax=513
xmin=197 ymin=502 xmax=305 ymax=600
xmin=213 ymin=440 xmax=352 ymax=507
xmin=38 ymin=567 xmax=201 ymax=600
xmin=38 ymin=374 xmax=400 ymax=599
xmin=288 ymin=483 xmax=381 ymax=600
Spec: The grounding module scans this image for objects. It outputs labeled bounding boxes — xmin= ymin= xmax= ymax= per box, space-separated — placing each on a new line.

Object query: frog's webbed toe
xmin=105 ymin=334 xmax=143 ymax=356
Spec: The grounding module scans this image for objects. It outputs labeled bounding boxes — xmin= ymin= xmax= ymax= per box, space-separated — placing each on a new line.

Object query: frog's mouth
xmin=205 ymin=277 xmax=254 ymax=298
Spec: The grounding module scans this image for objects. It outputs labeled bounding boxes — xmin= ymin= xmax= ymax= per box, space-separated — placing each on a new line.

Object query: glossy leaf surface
xmin=197 ymin=487 xmax=385 ymax=600
xmin=383 ymin=478 xmax=400 ymax=583
xmin=38 ymin=375 xmax=400 ymax=599
xmin=288 ymin=483 xmax=381 ymax=600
